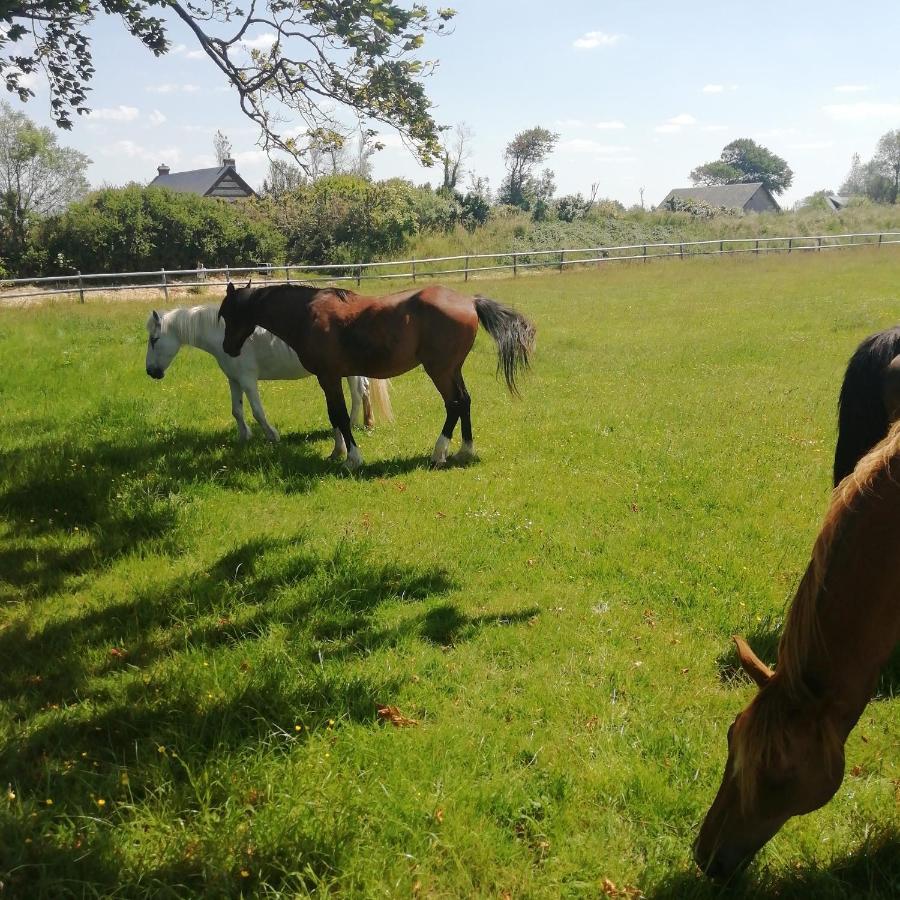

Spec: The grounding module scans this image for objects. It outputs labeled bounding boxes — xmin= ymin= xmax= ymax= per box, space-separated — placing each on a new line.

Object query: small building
xmin=657 ymin=182 xmax=780 ymax=214
xmin=824 ymin=194 xmax=851 ymax=212
xmin=150 ymin=158 xmax=257 ymax=201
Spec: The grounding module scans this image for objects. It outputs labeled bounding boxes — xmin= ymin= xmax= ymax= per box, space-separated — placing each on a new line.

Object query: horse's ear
xmin=226 ymin=282 xmax=235 ymax=297
xmin=152 ymin=309 xmax=160 ymax=324
xmin=733 ymin=635 xmax=773 ymax=688
xmin=245 ymin=278 xmax=252 ymax=289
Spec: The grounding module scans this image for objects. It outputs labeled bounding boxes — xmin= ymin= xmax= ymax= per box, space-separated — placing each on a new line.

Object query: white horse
xmin=145 ymin=305 xmax=392 ymax=457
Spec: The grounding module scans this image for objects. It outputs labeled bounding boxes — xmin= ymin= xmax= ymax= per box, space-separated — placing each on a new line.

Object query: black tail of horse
xmin=834 ymin=326 xmax=900 ymax=486
xmin=473 ymin=295 xmax=536 ymax=395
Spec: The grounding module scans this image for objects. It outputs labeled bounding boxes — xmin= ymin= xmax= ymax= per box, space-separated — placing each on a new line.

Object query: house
xmin=824 ymin=194 xmax=851 ymax=212
xmin=149 ymin=158 xmax=257 ymax=201
xmin=657 ymin=183 xmax=780 ymax=214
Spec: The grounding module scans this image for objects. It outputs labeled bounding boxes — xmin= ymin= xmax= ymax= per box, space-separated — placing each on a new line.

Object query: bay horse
xmin=833 ymin=325 xmax=900 ymax=485
xmin=694 ymin=420 xmax=900 ymax=879
xmin=217 ymin=282 xmax=536 ymax=470
xmin=144 ymin=305 xmax=392 ymax=454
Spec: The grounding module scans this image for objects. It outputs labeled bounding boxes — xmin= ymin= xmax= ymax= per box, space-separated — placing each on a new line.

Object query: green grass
xmin=1 ymin=250 xmax=899 ymax=898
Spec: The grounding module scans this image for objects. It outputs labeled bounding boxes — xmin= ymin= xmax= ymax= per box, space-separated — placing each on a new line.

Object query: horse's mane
xmin=163 ymin=304 xmax=221 ymax=345
xmin=733 ymin=419 xmax=900 ymax=809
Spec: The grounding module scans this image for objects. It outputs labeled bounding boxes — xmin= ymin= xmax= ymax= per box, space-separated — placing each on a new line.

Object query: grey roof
xmin=657 ymin=183 xmax=770 ymax=210
xmin=149 ymin=164 xmax=256 ymax=198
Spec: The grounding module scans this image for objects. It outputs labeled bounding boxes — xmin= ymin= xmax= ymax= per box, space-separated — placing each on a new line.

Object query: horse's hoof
xmin=266 ymin=429 xmax=280 ymax=443
xmin=429 ymin=457 xmax=448 ymax=470
xmin=345 ymin=447 xmax=363 ymax=471
xmin=451 ymin=444 xmax=476 ymax=465
xmin=329 ymin=450 xmax=346 ymax=462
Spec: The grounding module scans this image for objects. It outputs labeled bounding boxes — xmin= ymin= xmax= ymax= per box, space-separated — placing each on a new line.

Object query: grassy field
xmin=1 ymin=250 xmax=898 ymax=898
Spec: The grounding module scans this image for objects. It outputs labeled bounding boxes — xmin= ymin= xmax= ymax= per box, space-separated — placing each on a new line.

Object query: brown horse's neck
xmin=782 ymin=465 xmax=900 ymax=740
xmin=250 ymin=286 xmax=313 ymax=347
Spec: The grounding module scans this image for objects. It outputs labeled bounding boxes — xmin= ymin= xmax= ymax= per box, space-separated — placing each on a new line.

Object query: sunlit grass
xmin=1 ymin=250 xmax=898 ymax=897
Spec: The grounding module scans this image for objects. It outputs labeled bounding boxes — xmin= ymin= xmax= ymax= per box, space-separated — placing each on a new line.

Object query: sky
xmin=8 ymin=0 xmax=900 ymax=209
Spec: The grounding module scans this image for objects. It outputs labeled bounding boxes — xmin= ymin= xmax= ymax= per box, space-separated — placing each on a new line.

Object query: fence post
xmin=411 ymin=257 xmax=416 ymax=283
xmin=755 ymin=239 xmax=760 ymax=256
xmin=356 ymin=263 xmax=362 ymax=287
xmin=161 ymin=268 xmax=169 ymax=302
xmin=719 ymin=240 xmax=724 ymax=254
xmin=225 ymin=265 xmax=230 ymax=285
xmin=879 ymin=233 xmax=883 ymax=249
xmin=285 ymin=265 xmax=291 ymax=284
xmin=788 ymin=238 xmax=793 ymax=254
xmin=559 ymin=250 xmax=565 ymax=273
xmin=680 ymin=243 xmax=684 ymax=260
xmin=77 ymin=271 xmax=85 ymax=304
xmin=816 ymin=237 xmax=821 ymax=252
xmin=464 ymin=256 xmax=469 ymax=282
xmin=642 ymin=244 xmax=647 ymax=263
xmin=513 ymin=252 xmax=518 ymax=277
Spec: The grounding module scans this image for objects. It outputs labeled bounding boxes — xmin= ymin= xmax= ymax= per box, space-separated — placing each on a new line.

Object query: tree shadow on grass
xmin=715 ymin=621 xmax=900 ymax=699
xmin=647 ymin=830 xmax=900 ymax=899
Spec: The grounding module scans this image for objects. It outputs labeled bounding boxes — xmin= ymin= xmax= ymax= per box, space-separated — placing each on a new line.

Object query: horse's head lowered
xmin=145 ymin=309 xmax=180 ymax=379
xmin=218 ymin=280 xmax=255 ymax=357
xmin=693 ymin=636 xmax=844 ymax=880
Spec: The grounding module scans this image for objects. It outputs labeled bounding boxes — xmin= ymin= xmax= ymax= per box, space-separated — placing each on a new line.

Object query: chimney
xmin=157 ymin=164 xmax=170 ymax=176
xmin=222 ymin=157 xmax=236 ymax=169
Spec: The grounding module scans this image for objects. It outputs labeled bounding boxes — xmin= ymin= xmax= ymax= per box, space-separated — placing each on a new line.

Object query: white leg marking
xmin=229 ymin=378 xmax=251 ymax=441
xmin=431 ymin=434 xmax=451 ymax=467
xmin=346 ymin=445 xmax=363 ymax=471
xmin=452 ymin=440 xmax=476 ymax=463
xmin=329 ymin=427 xmax=347 ymax=461
xmin=244 ymin=382 xmax=279 ymax=442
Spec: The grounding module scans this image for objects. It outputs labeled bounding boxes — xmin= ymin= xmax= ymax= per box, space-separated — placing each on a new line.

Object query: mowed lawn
xmin=1 ymin=251 xmax=898 ymax=899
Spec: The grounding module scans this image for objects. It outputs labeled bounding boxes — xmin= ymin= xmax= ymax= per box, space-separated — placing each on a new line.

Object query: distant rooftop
xmin=658 ymin=183 xmax=777 ymax=210
xmin=149 ymin=159 xmax=257 ymax=200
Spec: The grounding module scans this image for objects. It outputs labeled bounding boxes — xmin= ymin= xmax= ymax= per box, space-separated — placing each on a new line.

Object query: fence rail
xmin=2 ymin=231 xmax=898 ymax=303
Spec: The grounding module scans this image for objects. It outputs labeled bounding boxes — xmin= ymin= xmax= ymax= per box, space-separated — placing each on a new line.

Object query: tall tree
xmin=440 ymin=122 xmax=473 ymax=193
xmin=873 ymin=130 xmax=900 ymax=203
xmin=690 ymin=139 xmax=793 ymax=195
xmin=262 ymin=159 xmax=306 ymax=197
xmin=213 ymin=130 xmax=233 ymax=166
xmin=0 ymin=102 xmax=89 ymax=261
xmin=0 ymin=2 xmax=455 ymax=172
xmin=498 ymin=126 xmax=558 ymax=209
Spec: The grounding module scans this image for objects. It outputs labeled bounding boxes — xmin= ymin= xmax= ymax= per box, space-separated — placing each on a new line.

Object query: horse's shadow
xmin=715 ymin=620 xmax=900 ymax=698
xmin=647 ymin=829 xmax=900 ymax=898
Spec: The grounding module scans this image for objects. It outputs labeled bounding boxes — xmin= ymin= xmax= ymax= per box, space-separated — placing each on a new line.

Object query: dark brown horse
xmin=833 ymin=325 xmax=900 ymax=485
xmin=217 ymin=282 xmax=535 ymax=469
xmin=694 ymin=421 xmax=900 ymax=879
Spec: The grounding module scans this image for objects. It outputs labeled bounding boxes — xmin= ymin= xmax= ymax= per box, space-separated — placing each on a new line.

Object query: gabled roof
xmin=658 ymin=182 xmax=776 ymax=210
xmin=149 ymin=164 xmax=257 ymax=198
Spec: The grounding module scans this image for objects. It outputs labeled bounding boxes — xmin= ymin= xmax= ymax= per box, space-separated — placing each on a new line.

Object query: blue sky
xmin=9 ymin=0 xmax=900 ymax=208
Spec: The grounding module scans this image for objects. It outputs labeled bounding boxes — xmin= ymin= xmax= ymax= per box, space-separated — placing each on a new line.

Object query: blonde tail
xmin=369 ymin=378 xmax=395 ymax=424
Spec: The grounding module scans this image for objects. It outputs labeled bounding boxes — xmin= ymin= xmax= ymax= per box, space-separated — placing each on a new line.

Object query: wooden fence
xmin=2 ymin=231 xmax=898 ymax=303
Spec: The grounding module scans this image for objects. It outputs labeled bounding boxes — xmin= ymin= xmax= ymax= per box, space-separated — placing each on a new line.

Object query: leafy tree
xmin=41 ymin=185 xmax=284 ymax=274
xmin=262 ymin=159 xmax=307 ymax=198
xmin=0 ymin=102 xmax=89 ymax=267
xmin=840 ymin=147 xmax=896 ymax=203
xmin=873 ymin=130 xmax=900 ymax=203
xmin=0 ymin=2 xmax=455 ymax=171
xmin=690 ymin=139 xmax=793 ymax=195
xmin=498 ymin=126 xmax=558 ymax=209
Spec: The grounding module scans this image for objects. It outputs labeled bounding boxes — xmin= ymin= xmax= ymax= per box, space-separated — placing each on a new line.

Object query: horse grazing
xmin=694 ymin=421 xmax=900 ymax=880
xmin=145 ymin=305 xmax=392 ymax=455
xmin=833 ymin=325 xmax=900 ymax=485
xmin=217 ymin=282 xmax=536 ymax=470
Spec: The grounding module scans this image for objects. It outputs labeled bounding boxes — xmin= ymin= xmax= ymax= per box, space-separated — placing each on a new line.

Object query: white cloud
xmin=833 ymin=84 xmax=870 ymax=94
xmin=668 ymin=113 xmax=697 ymax=126
xmin=702 ymin=84 xmax=724 ymax=94
xmin=561 ymin=139 xmax=632 ymax=154
xmin=146 ymin=83 xmax=200 ymax=94
xmin=241 ymin=32 xmax=277 ymax=52
xmin=595 ymin=120 xmax=626 ymax=130
xmin=88 ymin=105 xmax=139 ymax=122
xmin=148 ymin=109 xmax=166 ymax=126
xmin=823 ymin=101 xmax=900 ymax=121
xmin=101 ymin=140 xmax=181 ymax=165
xmin=573 ymin=31 xmax=623 ymax=50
